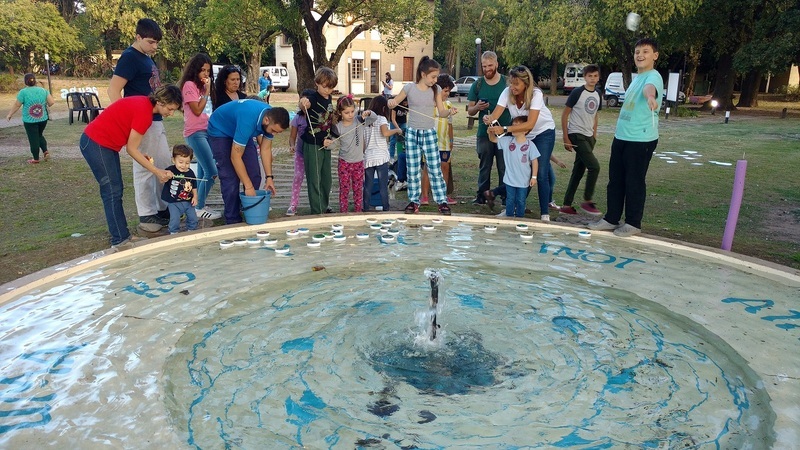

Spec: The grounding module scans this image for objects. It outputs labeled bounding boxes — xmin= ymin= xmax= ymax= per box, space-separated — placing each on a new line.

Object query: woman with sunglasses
xmin=483 ymin=65 xmax=557 ymax=221
xmin=213 ymin=65 xmax=247 ymax=111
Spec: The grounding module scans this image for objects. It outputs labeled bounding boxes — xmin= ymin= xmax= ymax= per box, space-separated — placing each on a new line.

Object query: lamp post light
xmin=44 ymin=52 xmax=52 ymax=94
xmin=710 ymin=99 xmax=718 ymax=116
xmin=475 ymin=38 xmax=482 ymax=76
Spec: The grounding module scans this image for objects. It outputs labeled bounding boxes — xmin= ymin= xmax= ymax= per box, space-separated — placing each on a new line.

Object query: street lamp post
xmin=44 ymin=52 xmax=52 ymax=94
xmin=347 ymin=58 xmax=352 ymax=95
xmin=475 ymin=38 xmax=482 ymax=76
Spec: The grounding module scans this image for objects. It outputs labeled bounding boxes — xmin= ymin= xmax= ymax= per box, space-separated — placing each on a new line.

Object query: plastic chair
xmin=358 ymin=97 xmax=374 ymax=115
xmin=66 ymin=92 xmax=90 ymax=124
xmin=82 ymin=92 xmax=105 ymax=122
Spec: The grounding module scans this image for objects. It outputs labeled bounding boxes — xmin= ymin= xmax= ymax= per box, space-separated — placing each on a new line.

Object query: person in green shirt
xmin=589 ymin=38 xmax=664 ymax=237
xmin=6 ymin=73 xmax=55 ymax=164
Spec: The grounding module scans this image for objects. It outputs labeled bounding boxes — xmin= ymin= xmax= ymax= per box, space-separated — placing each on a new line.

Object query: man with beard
xmin=466 ymin=51 xmax=511 ymax=206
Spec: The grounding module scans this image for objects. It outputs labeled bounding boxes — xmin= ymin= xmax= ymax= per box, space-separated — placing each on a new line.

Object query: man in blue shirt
xmin=207 ymin=100 xmax=290 ymax=223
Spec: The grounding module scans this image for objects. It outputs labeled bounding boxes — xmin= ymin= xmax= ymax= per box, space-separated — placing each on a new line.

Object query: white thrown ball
xmin=626 ymin=12 xmax=641 ymax=31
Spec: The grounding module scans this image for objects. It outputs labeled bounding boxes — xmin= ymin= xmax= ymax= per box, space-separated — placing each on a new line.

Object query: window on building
xmin=352 ymin=59 xmax=364 ymax=80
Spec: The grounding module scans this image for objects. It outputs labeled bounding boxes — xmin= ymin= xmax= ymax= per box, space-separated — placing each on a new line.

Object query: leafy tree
xmin=200 ymin=0 xmax=281 ymax=92
xmin=734 ymin=0 xmax=800 ymax=106
xmin=0 ymin=0 xmax=82 ymax=72
xmin=265 ymin=0 xmax=436 ymax=92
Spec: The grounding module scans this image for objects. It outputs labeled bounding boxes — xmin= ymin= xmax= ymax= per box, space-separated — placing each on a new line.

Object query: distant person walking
xmin=382 ymin=72 xmax=394 ymax=97
xmin=467 ymin=51 xmax=511 ymax=206
xmin=108 ymin=18 xmax=170 ymax=233
xmin=6 ymin=73 xmax=55 ymax=164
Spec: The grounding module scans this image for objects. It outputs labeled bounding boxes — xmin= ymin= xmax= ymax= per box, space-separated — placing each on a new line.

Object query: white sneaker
xmin=286 ymin=206 xmax=297 ymax=216
xmin=613 ymin=223 xmax=641 ymax=237
xmin=540 ymin=214 xmax=550 ymax=222
xmin=196 ymin=207 xmax=222 ymax=220
xmin=495 ymin=210 xmax=507 ymax=217
xmin=588 ymin=218 xmax=619 ymax=231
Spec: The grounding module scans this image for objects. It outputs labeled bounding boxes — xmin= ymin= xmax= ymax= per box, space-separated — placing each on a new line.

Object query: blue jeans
xmin=533 ymin=129 xmax=556 ymax=215
xmin=167 ymin=202 xmax=198 ymax=234
xmin=80 ymin=133 xmax=129 ymax=245
xmin=505 ymin=185 xmax=527 ymax=217
xmin=363 ymin=163 xmax=390 ymax=210
xmin=388 ymin=122 xmax=397 ymax=160
xmin=185 ymin=130 xmax=218 ymax=209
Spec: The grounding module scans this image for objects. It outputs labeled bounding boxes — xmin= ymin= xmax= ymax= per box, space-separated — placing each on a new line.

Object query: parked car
xmin=563 ymin=63 xmax=586 ymax=93
xmin=454 ymin=76 xmax=479 ymax=97
xmin=212 ymin=64 xmax=247 ymax=84
xmin=260 ymin=66 xmax=291 ymax=92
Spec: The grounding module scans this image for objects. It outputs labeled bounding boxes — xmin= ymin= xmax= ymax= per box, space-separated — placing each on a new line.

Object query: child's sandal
xmin=438 ymin=203 xmax=451 ymax=215
xmin=404 ymin=202 xmax=419 ymax=214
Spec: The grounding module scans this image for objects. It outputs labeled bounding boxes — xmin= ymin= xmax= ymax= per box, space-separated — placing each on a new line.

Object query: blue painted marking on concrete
xmin=456 ymin=293 xmax=484 ymax=309
xmin=281 ymin=337 xmax=314 ymax=353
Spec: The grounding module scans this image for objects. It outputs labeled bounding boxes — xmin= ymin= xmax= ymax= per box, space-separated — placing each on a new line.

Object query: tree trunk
xmin=684 ymin=46 xmax=700 ymax=97
xmin=550 ymin=59 xmax=558 ymax=96
xmin=736 ymin=69 xmax=761 ymax=107
xmin=291 ymin=39 xmax=317 ymax=93
xmin=246 ymin=48 xmax=264 ymax=94
xmin=711 ymin=52 xmax=737 ymax=111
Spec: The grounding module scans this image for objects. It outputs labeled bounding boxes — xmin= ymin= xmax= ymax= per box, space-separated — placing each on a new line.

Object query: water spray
xmin=425 ymin=268 xmax=441 ymax=341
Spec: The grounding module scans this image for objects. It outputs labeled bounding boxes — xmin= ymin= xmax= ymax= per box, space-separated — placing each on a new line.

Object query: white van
xmin=563 ymin=63 xmax=586 ymax=93
xmin=259 ymin=66 xmax=290 ymax=92
xmin=604 ymin=72 xmax=632 ymax=107
xmin=604 ymin=72 xmax=685 ymax=107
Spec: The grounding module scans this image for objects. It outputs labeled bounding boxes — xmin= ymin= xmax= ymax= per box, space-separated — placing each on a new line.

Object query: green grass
xmin=1 ymin=96 xmax=798 ymax=285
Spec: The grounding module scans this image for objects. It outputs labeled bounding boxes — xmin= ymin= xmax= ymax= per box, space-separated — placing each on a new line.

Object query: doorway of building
xmin=403 ymin=57 xmax=414 ymax=82
xmin=370 ymin=60 xmax=379 ymax=94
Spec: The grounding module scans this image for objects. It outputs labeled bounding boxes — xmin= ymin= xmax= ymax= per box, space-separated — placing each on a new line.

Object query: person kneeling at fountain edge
xmin=206 ymin=100 xmax=290 ymax=224
xmin=485 ymin=116 xmax=540 ymax=218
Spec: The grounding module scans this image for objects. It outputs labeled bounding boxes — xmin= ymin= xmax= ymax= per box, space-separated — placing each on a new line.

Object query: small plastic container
xmin=286 ymin=229 xmax=300 ymax=237
xmin=275 ymin=246 xmax=290 ymax=254
xmin=297 ymin=227 xmax=310 ymax=234
xmin=333 ymin=235 xmax=347 ymax=242
xmin=520 ymin=233 xmax=534 ymax=240
xmin=219 ymin=240 xmax=234 ymax=249
xmin=431 ymin=218 xmax=443 ymax=224
xmin=264 ymin=238 xmax=278 ymax=246
xmin=369 ymin=223 xmax=382 ymax=230
xmin=312 ymin=234 xmax=326 ymax=242
xmin=381 ymin=234 xmax=396 ymax=242
xmin=233 ymin=238 xmax=248 ymax=246
xmin=323 ymin=232 xmax=335 ymax=240
xmin=484 ymin=224 xmax=497 ymax=232
xmin=331 ymin=224 xmax=344 ymax=231
xmin=307 ymin=241 xmax=321 ymax=248
xmin=366 ymin=218 xmax=378 ymax=224
xmin=386 ymin=229 xmax=400 ymax=236
xmin=396 ymin=217 xmax=408 ymax=223
xmin=356 ymin=233 xmax=370 ymax=240
xmin=421 ymin=224 xmax=435 ymax=231
xmin=516 ymin=224 xmax=529 ymax=232
xmin=578 ymin=231 xmax=592 ymax=238
xmin=246 ymin=237 xmax=261 ymax=246
xmin=256 ymin=230 xmax=270 ymax=238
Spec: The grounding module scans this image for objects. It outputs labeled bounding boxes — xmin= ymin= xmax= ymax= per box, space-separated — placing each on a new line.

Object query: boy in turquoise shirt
xmin=589 ymin=38 xmax=663 ymax=237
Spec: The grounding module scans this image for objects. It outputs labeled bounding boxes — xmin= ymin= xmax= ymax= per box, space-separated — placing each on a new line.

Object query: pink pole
xmin=721 ymin=160 xmax=747 ymax=251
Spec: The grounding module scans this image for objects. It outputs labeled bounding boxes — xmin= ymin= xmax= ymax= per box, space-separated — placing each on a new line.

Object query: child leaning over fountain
xmin=160 ymin=144 xmax=199 ymax=234
xmin=488 ymin=116 xmax=540 ymax=218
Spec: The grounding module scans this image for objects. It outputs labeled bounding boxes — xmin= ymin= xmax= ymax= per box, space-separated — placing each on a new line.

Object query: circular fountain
xmin=0 ymin=216 xmax=797 ymax=448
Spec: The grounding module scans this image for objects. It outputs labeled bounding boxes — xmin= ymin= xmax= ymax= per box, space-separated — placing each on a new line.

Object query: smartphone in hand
xmin=480 ymin=98 xmax=488 ymax=104
xmin=491 ymin=119 xmax=507 ymax=137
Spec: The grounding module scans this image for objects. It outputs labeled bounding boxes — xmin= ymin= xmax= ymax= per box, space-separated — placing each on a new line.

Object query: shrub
xmin=0 ymin=73 xmax=21 ymax=93
xmin=674 ymin=106 xmax=698 ymax=117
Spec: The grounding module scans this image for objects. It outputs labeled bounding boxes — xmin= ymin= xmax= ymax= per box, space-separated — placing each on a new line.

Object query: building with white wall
xmin=273 ymin=10 xmax=434 ymax=95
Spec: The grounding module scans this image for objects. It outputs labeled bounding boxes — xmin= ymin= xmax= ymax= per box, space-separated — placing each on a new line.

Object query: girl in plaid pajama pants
xmin=388 ymin=57 xmax=458 ymax=215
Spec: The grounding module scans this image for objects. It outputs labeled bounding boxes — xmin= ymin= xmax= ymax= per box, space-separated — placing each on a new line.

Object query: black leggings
xmin=24 ymin=121 xmax=48 ymax=160
xmin=604 ymin=138 xmax=658 ymax=229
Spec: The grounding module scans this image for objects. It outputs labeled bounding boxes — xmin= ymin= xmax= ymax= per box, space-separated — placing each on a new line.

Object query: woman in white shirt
xmin=483 ymin=66 xmax=557 ymax=221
